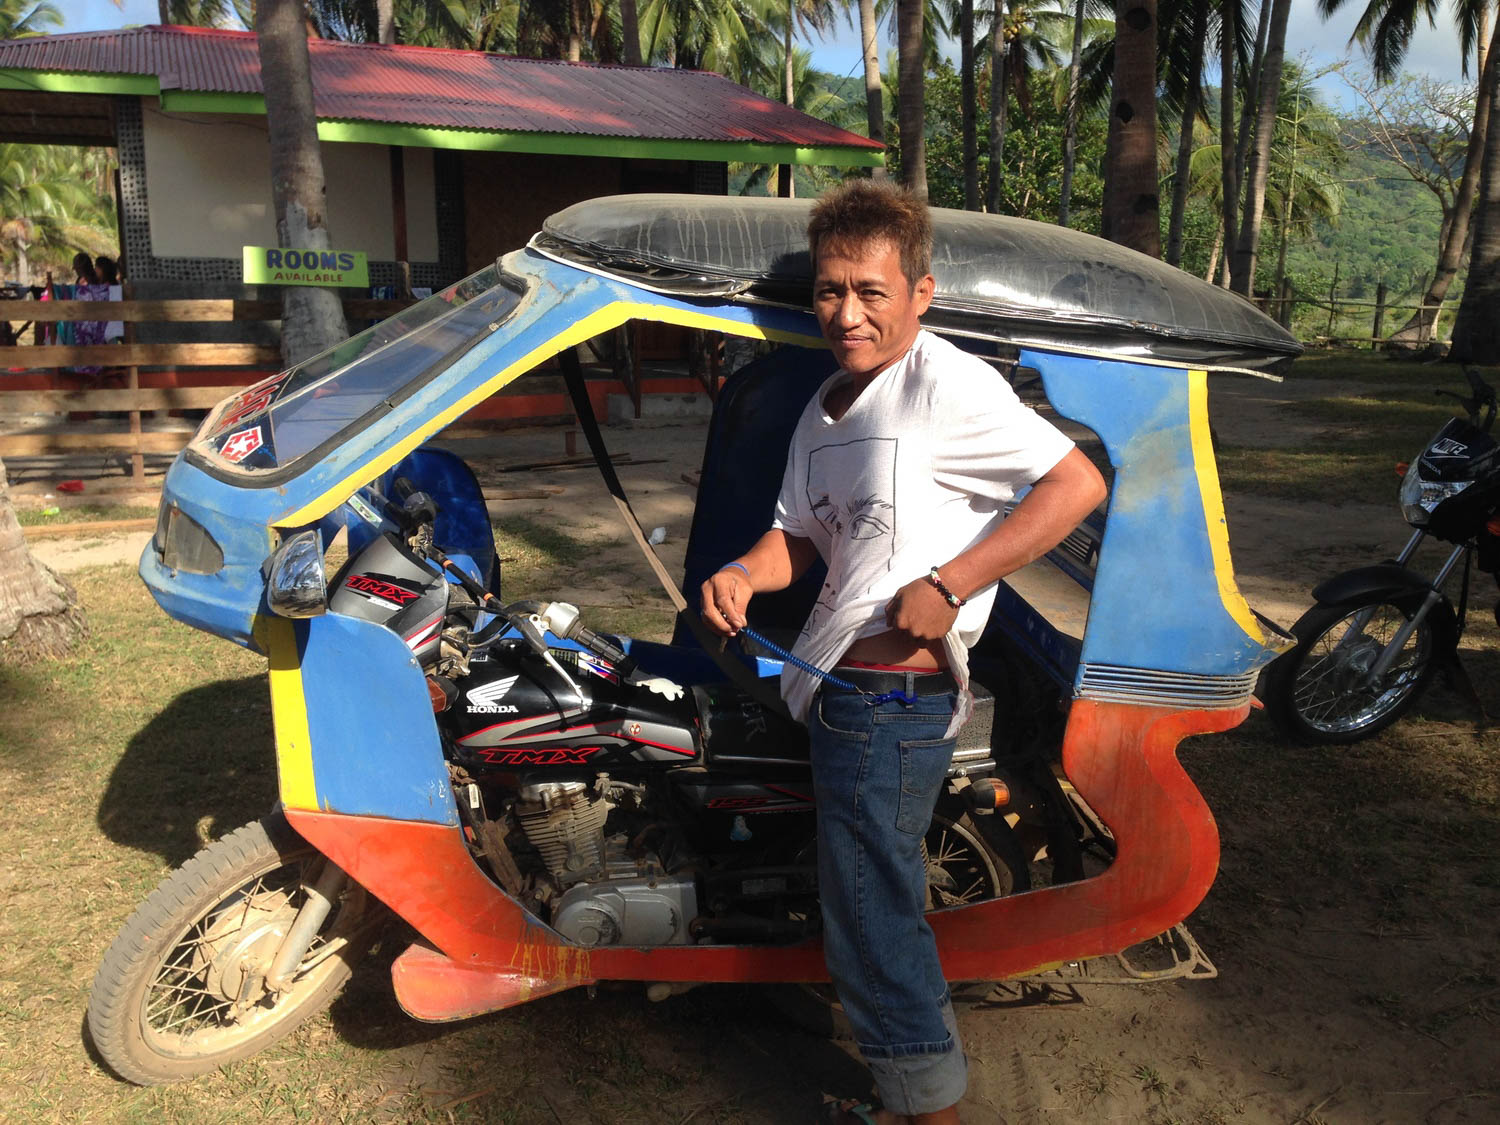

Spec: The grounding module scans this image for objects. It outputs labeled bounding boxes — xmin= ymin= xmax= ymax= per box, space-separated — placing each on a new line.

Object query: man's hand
xmin=701 ymin=568 xmax=752 ymax=636
xmin=885 ymin=575 xmax=959 ymax=641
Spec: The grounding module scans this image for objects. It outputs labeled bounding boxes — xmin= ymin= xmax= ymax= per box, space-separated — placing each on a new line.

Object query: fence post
xmin=1326 ymin=263 xmax=1339 ymax=340
xmin=124 ymin=281 xmax=144 ymax=483
xmin=1371 ymin=282 xmax=1387 ymax=352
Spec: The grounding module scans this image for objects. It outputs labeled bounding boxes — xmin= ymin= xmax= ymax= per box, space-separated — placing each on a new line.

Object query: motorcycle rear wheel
xmin=1263 ymin=595 xmax=1438 ymax=744
xmin=766 ymin=803 xmax=1029 ymax=1040
xmin=87 ymin=813 xmax=381 ymax=1085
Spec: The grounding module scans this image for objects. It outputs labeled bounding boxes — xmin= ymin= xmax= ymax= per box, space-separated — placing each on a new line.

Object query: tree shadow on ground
xmin=97 ymin=675 xmax=276 ymax=868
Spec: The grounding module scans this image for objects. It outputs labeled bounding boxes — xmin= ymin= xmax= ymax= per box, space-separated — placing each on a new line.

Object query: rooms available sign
xmin=242 ymin=245 xmax=369 ymax=288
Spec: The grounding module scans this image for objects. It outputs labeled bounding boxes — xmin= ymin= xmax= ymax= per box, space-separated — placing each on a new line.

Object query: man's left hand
xmin=885 ymin=576 xmax=959 ymax=640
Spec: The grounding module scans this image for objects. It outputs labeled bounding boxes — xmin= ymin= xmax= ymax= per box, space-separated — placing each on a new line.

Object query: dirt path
xmin=29 ymin=373 xmax=1500 ymax=1124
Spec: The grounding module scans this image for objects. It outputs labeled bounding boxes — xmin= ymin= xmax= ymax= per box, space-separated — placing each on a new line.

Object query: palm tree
xmin=855 ymin=0 xmax=888 ymax=169
xmin=256 ymin=0 xmax=348 ymax=365
xmin=1453 ymin=25 xmax=1500 ymax=361
xmin=0 ymin=0 xmax=60 ymax=38
xmin=1321 ymin=0 xmax=1494 ymax=345
xmin=897 ymin=0 xmax=927 ymax=196
xmin=1228 ymin=0 xmax=1291 ymax=295
xmin=1100 ymin=0 xmax=1161 ymax=254
xmin=1165 ymin=0 xmax=1209 ymax=266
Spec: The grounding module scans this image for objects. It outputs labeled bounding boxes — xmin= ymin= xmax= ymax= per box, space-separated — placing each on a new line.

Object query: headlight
xmin=266 ymin=530 xmax=327 ymax=618
xmin=154 ymin=503 xmax=224 ymax=575
xmin=1399 ymin=468 xmax=1471 ymax=526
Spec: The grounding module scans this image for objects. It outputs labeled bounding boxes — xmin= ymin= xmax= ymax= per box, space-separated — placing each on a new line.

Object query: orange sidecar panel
xmin=285 ymin=698 xmax=1237 ymax=1021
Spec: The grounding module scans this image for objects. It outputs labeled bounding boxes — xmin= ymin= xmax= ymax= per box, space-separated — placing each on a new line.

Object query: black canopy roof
xmin=537 ymin=194 xmax=1301 ymax=372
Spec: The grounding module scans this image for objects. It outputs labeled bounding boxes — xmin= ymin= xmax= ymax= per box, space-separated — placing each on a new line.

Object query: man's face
xmin=813 ymin=237 xmax=935 ymax=379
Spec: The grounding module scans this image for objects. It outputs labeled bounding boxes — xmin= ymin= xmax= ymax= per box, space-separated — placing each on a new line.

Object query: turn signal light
xmin=968 ymin=777 xmax=1011 ymax=809
xmin=428 ymin=675 xmax=455 ymax=712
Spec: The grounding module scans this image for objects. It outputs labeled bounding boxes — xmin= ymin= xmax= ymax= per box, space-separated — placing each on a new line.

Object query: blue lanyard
xmin=737 ymin=625 xmax=917 ymax=707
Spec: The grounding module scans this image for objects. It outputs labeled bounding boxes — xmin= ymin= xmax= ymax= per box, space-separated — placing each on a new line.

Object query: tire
xmin=87 ymin=813 xmax=381 ymax=1085
xmin=767 ymin=802 xmax=1030 ymax=1039
xmin=1263 ymin=596 xmax=1439 ymax=744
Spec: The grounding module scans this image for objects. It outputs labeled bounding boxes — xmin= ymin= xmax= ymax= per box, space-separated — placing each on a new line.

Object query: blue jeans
xmin=810 ymin=684 xmax=967 ymax=1116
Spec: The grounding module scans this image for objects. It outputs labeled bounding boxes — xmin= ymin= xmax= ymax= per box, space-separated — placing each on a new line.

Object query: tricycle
xmin=87 ymin=195 xmax=1300 ymax=1084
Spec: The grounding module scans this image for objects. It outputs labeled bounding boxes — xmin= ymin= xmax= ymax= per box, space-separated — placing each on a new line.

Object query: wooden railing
xmin=0 ymin=296 xmax=411 ymax=481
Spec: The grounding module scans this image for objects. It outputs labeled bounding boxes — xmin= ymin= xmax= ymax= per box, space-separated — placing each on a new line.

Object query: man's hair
xmin=807 ymin=180 xmax=933 ymax=290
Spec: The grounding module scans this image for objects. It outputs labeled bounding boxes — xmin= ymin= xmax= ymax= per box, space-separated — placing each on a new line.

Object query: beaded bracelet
xmin=926 ymin=567 xmax=965 ymax=608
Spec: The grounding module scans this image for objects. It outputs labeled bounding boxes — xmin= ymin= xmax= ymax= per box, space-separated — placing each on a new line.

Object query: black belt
xmin=829 ymin=667 xmax=957 ymax=697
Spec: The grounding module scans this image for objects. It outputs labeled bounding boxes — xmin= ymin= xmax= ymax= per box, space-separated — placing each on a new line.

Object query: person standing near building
xmin=700 ymin=181 xmax=1107 ymax=1125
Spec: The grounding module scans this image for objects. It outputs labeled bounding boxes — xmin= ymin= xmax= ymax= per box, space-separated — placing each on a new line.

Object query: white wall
xmin=141 ymin=106 xmax=439 ymax=263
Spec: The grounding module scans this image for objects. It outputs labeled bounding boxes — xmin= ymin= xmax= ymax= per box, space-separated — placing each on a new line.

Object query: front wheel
xmin=87 ymin=814 xmax=382 ymax=1085
xmin=1263 ymin=596 xmax=1439 ymax=744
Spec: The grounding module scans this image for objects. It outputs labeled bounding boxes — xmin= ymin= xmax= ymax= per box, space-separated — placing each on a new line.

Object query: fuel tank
xmin=444 ymin=642 xmax=700 ymax=773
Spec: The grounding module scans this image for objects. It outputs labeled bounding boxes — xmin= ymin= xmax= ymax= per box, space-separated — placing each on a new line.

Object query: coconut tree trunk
xmin=785 ymin=2 xmax=795 ymax=104
xmin=1218 ymin=0 xmax=1239 ymax=287
xmin=987 ymin=0 xmax=1008 ymax=212
xmin=1166 ymin=0 xmax=1208 ymax=266
xmin=1101 ymin=0 xmax=1161 ymax=254
xmin=376 ymin=0 xmax=394 ymax=44
xmin=1059 ymin=0 xmax=1087 ymax=224
xmin=0 ymin=457 xmax=87 ymax=662
xmin=620 ymin=0 xmax=643 ymax=64
xmin=568 ymin=0 xmax=584 ymax=60
xmin=1390 ymin=17 xmax=1495 ymax=347
xmin=859 ymin=0 xmax=886 ymax=177
xmin=256 ymin=0 xmax=348 ymax=366
xmin=1452 ymin=21 xmax=1500 ymax=361
xmin=1205 ymin=217 xmax=1223 ymax=280
xmin=1235 ymin=0 xmax=1272 ymax=203
xmin=158 ymin=0 xmax=170 ymax=23
xmin=961 ymin=0 xmax=978 ymax=210
xmin=897 ymin=0 xmax=927 ymax=198
xmin=1228 ymin=0 xmax=1292 ymax=296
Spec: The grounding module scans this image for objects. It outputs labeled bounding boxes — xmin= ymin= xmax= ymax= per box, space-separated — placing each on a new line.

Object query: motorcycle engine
xmin=514 ymin=780 xmax=697 ymax=948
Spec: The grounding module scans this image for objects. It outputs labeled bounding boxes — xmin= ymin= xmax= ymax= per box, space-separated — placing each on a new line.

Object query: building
xmin=0 ymin=25 xmax=884 ymax=298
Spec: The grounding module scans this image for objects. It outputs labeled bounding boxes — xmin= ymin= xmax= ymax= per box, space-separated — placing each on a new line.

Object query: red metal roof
xmin=0 ymin=25 xmax=882 ymax=151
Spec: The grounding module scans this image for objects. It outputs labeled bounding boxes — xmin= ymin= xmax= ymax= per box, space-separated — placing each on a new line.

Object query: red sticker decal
xmin=220 ymin=426 xmax=264 ymax=463
xmin=214 ymin=374 xmax=287 ymax=436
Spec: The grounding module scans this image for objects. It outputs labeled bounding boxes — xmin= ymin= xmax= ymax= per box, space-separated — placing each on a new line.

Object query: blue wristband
xmin=719 ymin=561 xmax=750 ymax=579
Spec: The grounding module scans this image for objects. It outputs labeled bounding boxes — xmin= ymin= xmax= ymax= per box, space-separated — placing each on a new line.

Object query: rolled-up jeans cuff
xmin=863 ymin=998 xmax=968 ymax=1115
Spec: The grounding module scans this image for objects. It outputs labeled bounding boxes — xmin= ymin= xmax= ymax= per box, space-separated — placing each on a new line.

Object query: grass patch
xmin=14 ymin=504 xmax=157 ymax=526
xmin=494 ymin=513 xmax=676 ymax=641
xmin=1218 ymin=355 xmax=1479 ymax=504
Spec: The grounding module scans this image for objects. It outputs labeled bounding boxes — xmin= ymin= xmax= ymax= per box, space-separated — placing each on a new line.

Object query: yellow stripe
xmin=275 ymin=302 xmax=822 ymax=528
xmin=1187 ymin=369 xmax=1265 ymax=644
xmin=265 ymin=616 xmax=319 ymax=810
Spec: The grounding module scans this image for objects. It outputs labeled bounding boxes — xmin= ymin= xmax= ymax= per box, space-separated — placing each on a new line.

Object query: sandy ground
xmin=20 ymin=373 xmax=1500 ymax=1124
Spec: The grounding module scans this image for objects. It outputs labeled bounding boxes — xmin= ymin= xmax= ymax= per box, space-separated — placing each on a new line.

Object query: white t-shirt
xmin=771 ymin=329 xmax=1075 ymax=728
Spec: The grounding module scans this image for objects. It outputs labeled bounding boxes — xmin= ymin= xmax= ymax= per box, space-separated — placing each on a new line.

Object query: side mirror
xmin=266 ymin=529 xmax=327 ymax=618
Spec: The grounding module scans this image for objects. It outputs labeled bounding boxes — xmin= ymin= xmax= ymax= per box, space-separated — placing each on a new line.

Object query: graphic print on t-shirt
xmin=805 ymin=436 xmax=897 ymax=551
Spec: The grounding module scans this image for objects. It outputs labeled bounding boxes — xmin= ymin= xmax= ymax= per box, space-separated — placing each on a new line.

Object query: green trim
xmin=0 ymin=68 xmax=156 ymax=95
xmin=159 ymin=90 xmax=266 ymax=114
xmin=316 ymin=119 xmax=885 ymax=167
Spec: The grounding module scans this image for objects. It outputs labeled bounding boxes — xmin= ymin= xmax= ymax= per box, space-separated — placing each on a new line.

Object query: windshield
xmin=198 ymin=264 xmax=529 ymax=473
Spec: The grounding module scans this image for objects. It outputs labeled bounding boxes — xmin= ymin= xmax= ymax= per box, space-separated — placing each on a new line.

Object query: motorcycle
xmin=87 ymin=194 xmax=1299 ymax=1084
xmin=1262 ymin=368 xmax=1500 ymax=743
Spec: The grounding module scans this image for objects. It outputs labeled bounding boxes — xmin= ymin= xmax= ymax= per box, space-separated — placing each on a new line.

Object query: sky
xmin=65 ymin=0 xmax=1472 ymax=108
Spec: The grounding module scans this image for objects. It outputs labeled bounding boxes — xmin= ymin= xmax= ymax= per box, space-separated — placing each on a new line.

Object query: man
xmin=701 ymin=182 xmax=1106 ymax=1125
